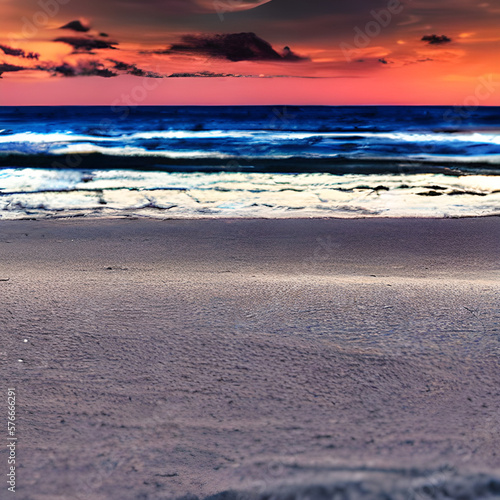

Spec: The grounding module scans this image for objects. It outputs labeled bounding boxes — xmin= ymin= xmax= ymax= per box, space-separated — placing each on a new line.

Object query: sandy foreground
xmin=0 ymin=217 xmax=499 ymax=500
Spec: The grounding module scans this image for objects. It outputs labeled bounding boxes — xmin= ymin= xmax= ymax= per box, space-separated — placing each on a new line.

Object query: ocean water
xmin=0 ymin=105 xmax=499 ymax=219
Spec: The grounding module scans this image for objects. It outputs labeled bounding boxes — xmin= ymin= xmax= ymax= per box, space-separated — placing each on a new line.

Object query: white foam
xmin=1 ymin=170 xmax=499 ymax=220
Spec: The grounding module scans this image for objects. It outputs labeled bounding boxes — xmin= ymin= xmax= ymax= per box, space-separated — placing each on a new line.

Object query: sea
xmin=0 ymin=105 xmax=499 ymax=219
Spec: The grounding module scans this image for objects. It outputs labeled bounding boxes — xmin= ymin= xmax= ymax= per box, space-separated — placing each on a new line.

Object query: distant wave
xmin=1 ymin=106 xmax=500 ymax=173
xmin=1 ymin=131 xmax=500 ymax=174
xmin=1 ymin=152 xmax=500 ymax=177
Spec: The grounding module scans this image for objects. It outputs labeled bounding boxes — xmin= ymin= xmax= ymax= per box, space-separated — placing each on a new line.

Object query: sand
xmin=0 ymin=217 xmax=499 ymax=500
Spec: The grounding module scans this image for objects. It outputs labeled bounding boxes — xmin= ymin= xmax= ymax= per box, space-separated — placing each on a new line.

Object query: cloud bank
xmin=53 ymin=36 xmax=119 ymax=53
xmin=59 ymin=20 xmax=91 ymax=33
xmin=154 ymin=32 xmax=307 ymax=62
xmin=0 ymin=44 xmax=39 ymax=60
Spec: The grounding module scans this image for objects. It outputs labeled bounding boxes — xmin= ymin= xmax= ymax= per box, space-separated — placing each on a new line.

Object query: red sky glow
xmin=1 ymin=0 xmax=499 ymax=105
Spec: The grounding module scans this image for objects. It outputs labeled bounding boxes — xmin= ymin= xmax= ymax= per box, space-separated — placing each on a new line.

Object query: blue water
xmin=1 ymin=105 xmax=500 ymax=169
xmin=0 ymin=106 xmax=499 ymax=219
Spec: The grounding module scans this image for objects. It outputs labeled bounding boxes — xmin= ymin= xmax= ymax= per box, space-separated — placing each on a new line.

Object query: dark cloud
xmin=154 ymin=32 xmax=307 ymax=62
xmin=53 ymin=36 xmax=118 ymax=53
xmin=421 ymin=34 xmax=452 ymax=45
xmin=59 ymin=20 xmax=91 ymax=33
xmin=378 ymin=58 xmax=388 ymax=64
xmin=167 ymin=71 xmax=244 ymax=77
xmin=0 ymin=44 xmax=39 ymax=60
xmin=99 ymin=33 xmax=109 ymax=37
xmin=38 ymin=60 xmax=118 ymax=78
xmin=0 ymin=63 xmax=25 ymax=78
xmin=402 ymin=57 xmax=435 ymax=66
xmin=166 ymin=71 xmax=319 ymax=78
xmin=107 ymin=59 xmax=163 ymax=77
xmin=282 ymin=46 xmax=304 ymax=61
xmin=35 ymin=59 xmax=164 ymax=79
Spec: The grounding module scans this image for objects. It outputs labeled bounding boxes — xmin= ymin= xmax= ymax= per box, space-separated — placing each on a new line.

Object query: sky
xmin=0 ymin=0 xmax=499 ymax=105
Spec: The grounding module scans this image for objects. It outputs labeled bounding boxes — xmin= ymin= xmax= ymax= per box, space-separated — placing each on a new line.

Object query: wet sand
xmin=0 ymin=217 xmax=499 ymax=499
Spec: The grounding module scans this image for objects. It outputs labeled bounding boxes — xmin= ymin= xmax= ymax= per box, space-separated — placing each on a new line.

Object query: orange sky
xmin=1 ymin=0 xmax=499 ymax=105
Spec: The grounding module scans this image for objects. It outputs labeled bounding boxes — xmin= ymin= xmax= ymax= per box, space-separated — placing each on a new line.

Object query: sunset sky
xmin=1 ymin=0 xmax=499 ymax=105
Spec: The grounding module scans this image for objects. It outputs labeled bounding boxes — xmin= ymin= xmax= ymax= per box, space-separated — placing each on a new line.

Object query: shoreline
xmin=2 ymin=213 xmax=500 ymax=222
xmin=1 ymin=168 xmax=499 ymax=220
xmin=4 ymin=213 xmax=500 ymax=219
xmin=1 ymin=217 xmax=499 ymax=499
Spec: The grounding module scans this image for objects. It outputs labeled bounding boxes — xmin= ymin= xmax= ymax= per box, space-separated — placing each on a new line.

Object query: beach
xmin=0 ymin=216 xmax=499 ymax=499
